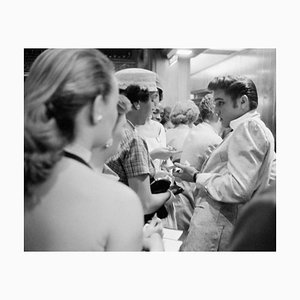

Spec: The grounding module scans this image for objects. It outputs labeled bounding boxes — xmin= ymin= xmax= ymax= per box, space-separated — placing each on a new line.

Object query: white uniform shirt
xmin=166 ymin=124 xmax=191 ymax=162
xmin=180 ymin=122 xmax=222 ymax=169
xmin=137 ymin=119 xmax=167 ymax=171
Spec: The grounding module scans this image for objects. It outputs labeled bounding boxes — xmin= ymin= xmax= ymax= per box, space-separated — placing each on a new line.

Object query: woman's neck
xmin=90 ymin=148 xmax=105 ymax=173
xmin=126 ymin=113 xmax=138 ymax=126
xmin=65 ymin=139 xmax=92 ymax=163
xmin=176 ymin=123 xmax=188 ymax=128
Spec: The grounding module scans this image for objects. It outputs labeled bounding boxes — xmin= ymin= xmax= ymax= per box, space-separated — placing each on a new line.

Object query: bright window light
xmin=176 ymin=49 xmax=193 ymax=56
xmin=169 ymin=54 xmax=178 ymax=66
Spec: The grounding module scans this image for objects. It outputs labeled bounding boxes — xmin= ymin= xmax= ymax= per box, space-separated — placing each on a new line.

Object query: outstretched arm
xmin=174 ymin=120 xmax=271 ymax=203
xmin=128 ymin=174 xmax=172 ymax=214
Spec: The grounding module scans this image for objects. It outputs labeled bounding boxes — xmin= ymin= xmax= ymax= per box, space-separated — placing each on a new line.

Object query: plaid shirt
xmin=106 ymin=125 xmax=155 ymax=186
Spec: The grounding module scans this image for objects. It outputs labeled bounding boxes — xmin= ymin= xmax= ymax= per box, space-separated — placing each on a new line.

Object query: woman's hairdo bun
xmin=24 ymin=49 xmax=114 ymax=204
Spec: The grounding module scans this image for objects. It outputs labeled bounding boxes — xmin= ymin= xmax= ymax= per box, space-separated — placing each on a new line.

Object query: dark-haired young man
xmin=174 ymin=75 xmax=276 ymax=251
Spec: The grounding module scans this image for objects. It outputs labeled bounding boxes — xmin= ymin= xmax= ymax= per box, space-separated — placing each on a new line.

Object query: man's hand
xmin=173 ymin=162 xmax=198 ymax=182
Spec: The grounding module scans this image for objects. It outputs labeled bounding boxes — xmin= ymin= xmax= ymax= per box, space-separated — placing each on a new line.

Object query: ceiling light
xmin=176 ymin=49 xmax=193 ymax=56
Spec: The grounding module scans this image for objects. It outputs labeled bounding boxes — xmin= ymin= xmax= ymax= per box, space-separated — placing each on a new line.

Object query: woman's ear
xmin=91 ymin=94 xmax=105 ymax=125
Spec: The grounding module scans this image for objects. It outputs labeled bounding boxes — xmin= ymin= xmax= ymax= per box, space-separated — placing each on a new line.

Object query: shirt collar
xmin=230 ymin=109 xmax=260 ymax=130
xmin=126 ymin=119 xmax=137 ymax=133
xmin=64 ymin=143 xmax=92 ymax=163
xmin=102 ymin=164 xmax=120 ymax=181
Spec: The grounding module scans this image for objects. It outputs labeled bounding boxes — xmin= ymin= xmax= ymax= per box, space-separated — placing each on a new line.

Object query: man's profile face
xmin=213 ymin=89 xmax=242 ymax=128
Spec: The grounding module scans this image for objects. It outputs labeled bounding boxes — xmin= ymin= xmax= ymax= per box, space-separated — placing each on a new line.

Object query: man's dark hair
xmin=207 ymin=75 xmax=258 ymax=110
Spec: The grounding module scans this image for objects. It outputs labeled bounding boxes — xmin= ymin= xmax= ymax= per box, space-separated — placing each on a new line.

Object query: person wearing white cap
xmin=106 ymin=68 xmax=176 ymax=223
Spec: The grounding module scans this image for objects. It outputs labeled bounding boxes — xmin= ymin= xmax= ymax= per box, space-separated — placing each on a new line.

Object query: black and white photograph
xmin=1 ymin=1 xmax=299 ymax=299
xmin=24 ymin=48 xmax=276 ymax=252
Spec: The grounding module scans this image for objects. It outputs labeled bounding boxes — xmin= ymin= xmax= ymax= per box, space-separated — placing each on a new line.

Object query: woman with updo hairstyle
xmin=180 ymin=93 xmax=222 ymax=170
xmin=169 ymin=100 xmax=199 ymax=128
xmin=24 ymin=49 xmax=162 ymax=251
xmin=166 ymin=100 xmax=200 ymax=162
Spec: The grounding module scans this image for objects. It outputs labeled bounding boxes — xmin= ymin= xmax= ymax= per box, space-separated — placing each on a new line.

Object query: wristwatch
xmin=193 ymin=171 xmax=200 ymax=183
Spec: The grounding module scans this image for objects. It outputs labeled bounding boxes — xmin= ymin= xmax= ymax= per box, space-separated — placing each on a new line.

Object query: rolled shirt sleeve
xmin=106 ymin=128 xmax=155 ymax=185
xmin=123 ymin=136 xmax=154 ymax=178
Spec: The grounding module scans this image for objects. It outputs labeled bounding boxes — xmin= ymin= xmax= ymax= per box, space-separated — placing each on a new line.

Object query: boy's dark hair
xmin=119 ymin=85 xmax=150 ymax=104
xmin=208 ymin=75 xmax=258 ymax=110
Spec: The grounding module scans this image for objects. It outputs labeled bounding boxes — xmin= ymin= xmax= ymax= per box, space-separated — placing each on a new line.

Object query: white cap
xmin=115 ymin=68 xmax=157 ymax=92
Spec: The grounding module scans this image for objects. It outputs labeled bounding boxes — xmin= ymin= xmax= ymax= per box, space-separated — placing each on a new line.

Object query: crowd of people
xmin=24 ymin=48 xmax=276 ymax=251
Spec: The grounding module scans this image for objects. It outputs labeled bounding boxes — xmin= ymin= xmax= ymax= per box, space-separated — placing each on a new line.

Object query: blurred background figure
xmin=152 ymin=103 xmax=164 ymax=122
xmin=166 ymin=100 xmax=200 ymax=163
xmin=229 ymin=181 xmax=276 ymax=251
xmin=150 ymin=75 xmax=164 ymax=123
xmin=160 ymin=106 xmax=173 ymax=130
xmin=180 ymin=93 xmax=222 ymax=170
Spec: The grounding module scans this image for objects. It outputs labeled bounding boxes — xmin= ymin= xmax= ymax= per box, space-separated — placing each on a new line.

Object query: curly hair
xmin=24 ymin=49 xmax=114 ymax=202
xmin=170 ymin=100 xmax=200 ymax=126
xmin=197 ymin=93 xmax=216 ymax=123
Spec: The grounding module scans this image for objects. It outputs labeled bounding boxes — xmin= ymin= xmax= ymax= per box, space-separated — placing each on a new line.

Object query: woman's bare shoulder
xmin=86 ymin=168 xmax=142 ymax=209
xmin=53 ymin=159 xmax=140 ymax=205
xmin=88 ymin=169 xmax=144 ymax=245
